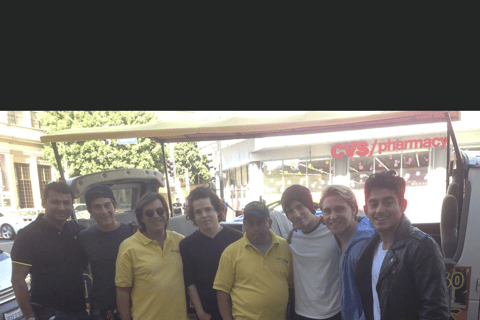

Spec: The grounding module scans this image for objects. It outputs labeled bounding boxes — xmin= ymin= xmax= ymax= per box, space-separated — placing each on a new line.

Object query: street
xmin=0 ymin=239 xmax=14 ymax=254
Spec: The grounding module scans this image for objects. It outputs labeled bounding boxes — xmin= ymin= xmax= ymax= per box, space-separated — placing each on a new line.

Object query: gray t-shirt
xmin=78 ymin=223 xmax=133 ymax=310
xmin=253 ymin=239 xmax=272 ymax=256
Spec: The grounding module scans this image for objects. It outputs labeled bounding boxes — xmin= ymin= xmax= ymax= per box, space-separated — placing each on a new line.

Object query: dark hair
xmin=85 ymin=185 xmax=117 ymax=210
xmin=186 ymin=186 xmax=222 ymax=226
xmin=42 ymin=182 xmax=75 ymax=207
xmin=364 ymin=170 xmax=406 ymax=203
xmin=320 ymin=185 xmax=359 ymax=218
xmin=135 ymin=192 xmax=170 ymax=232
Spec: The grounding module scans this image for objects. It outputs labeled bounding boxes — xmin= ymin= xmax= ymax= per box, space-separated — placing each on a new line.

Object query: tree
xmin=173 ymin=142 xmax=210 ymax=185
xmin=39 ymin=111 xmax=167 ymax=178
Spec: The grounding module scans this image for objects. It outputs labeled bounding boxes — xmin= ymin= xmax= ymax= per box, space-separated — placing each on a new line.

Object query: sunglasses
xmin=144 ymin=207 xmax=166 ymax=218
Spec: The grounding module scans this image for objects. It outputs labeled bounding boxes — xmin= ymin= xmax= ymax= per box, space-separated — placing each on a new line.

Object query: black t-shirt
xmin=10 ymin=216 xmax=87 ymax=312
xmin=77 ymin=223 xmax=133 ymax=310
xmin=173 ymin=202 xmax=182 ymax=214
xmin=179 ymin=226 xmax=242 ymax=318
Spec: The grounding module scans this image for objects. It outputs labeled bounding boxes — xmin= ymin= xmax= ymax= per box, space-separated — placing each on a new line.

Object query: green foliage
xmin=173 ymin=142 xmax=210 ymax=184
xmin=39 ymin=111 xmax=168 ymax=178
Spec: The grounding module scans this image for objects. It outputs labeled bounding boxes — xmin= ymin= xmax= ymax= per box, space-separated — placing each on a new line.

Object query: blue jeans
xmin=32 ymin=303 xmax=90 ymax=320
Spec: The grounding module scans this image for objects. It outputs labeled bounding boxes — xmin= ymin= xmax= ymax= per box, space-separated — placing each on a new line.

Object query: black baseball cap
xmin=243 ymin=201 xmax=270 ymax=220
xmin=85 ymin=185 xmax=116 ymax=208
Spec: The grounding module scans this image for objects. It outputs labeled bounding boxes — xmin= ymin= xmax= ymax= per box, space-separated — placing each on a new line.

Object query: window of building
xmin=402 ymin=150 xmax=429 ymax=187
xmin=37 ymin=165 xmax=52 ymax=197
xmin=223 ymin=166 xmax=250 ymax=211
xmin=283 ymin=159 xmax=306 ymax=189
xmin=262 ymin=158 xmax=334 ymax=203
xmin=241 ymin=165 xmax=248 ymax=187
xmin=15 ymin=163 xmax=34 ymax=208
xmin=350 ymin=156 xmax=374 ymax=190
xmin=262 ymin=160 xmax=284 ymax=200
xmin=350 ymin=150 xmax=428 ymax=190
xmin=226 ymin=170 xmax=234 ymax=187
xmin=308 ymin=158 xmax=334 ymax=193
xmin=8 ymin=111 xmax=24 ymax=126
xmin=375 ymin=153 xmax=402 ymax=176
xmin=235 ymin=167 xmax=242 ymax=188
xmin=0 ymin=154 xmax=8 ymax=191
xmin=31 ymin=111 xmax=42 ymax=129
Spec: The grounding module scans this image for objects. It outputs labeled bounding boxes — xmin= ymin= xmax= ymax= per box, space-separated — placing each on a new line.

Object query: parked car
xmin=0 ymin=211 xmax=35 ymax=240
xmin=0 ymin=250 xmax=28 ymax=320
xmin=73 ymin=203 xmax=90 ymax=220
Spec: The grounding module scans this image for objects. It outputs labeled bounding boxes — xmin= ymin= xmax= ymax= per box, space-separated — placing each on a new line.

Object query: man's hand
xmin=128 ymin=220 xmax=139 ymax=233
xmin=217 ymin=290 xmax=234 ymax=320
xmin=196 ymin=311 xmax=212 ymax=320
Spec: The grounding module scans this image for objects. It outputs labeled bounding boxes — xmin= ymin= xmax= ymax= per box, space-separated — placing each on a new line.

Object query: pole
xmin=218 ymin=140 xmax=224 ymax=199
xmin=170 ymin=143 xmax=176 ymax=194
xmin=52 ymin=142 xmax=66 ymax=182
xmin=0 ymin=163 xmax=3 ymax=207
xmin=161 ymin=142 xmax=174 ymax=217
xmin=185 ymin=170 xmax=190 ymax=194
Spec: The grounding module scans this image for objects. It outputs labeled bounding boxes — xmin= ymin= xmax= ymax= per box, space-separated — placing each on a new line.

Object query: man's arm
xmin=11 ymin=263 xmax=35 ymax=320
xmin=116 ymin=286 xmax=132 ymax=320
xmin=179 ymin=239 xmax=210 ymax=319
xmin=216 ymin=290 xmax=234 ymax=320
xmin=413 ymin=238 xmax=450 ymax=319
xmin=187 ymin=285 xmax=211 ymax=320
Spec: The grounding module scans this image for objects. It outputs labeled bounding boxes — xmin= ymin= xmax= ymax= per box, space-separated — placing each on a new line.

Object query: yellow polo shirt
xmin=213 ymin=230 xmax=292 ymax=320
xmin=115 ymin=230 xmax=187 ymax=320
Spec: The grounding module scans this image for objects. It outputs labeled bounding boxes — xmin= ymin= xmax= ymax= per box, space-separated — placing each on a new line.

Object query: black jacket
xmin=354 ymin=216 xmax=450 ymax=320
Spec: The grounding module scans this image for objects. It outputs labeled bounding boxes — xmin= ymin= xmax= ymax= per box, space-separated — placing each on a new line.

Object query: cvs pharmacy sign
xmin=331 ymin=137 xmax=448 ymax=159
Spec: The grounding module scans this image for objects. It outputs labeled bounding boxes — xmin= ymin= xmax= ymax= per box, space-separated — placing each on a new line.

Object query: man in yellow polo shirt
xmin=213 ymin=201 xmax=292 ymax=320
xmin=115 ymin=193 xmax=188 ymax=320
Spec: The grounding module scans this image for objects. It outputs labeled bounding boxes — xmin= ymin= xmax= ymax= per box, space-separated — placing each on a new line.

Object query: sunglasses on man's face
xmin=144 ymin=207 xmax=166 ymax=218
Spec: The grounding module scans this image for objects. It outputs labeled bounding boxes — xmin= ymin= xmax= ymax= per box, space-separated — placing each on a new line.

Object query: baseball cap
xmin=281 ymin=184 xmax=315 ymax=214
xmin=85 ymin=185 xmax=116 ymax=208
xmin=243 ymin=201 xmax=270 ymax=220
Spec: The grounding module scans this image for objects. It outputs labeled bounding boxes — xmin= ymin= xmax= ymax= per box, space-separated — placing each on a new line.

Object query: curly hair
xmin=186 ymin=186 xmax=223 ymax=226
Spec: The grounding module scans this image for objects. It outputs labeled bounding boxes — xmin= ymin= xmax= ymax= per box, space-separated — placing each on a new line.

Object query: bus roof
xmin=40 ymin=111 xmax=460 ymax=144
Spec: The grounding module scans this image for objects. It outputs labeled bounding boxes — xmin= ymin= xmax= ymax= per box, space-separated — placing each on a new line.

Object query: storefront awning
xmin=40 ymin=111 xmax=460 ymax=144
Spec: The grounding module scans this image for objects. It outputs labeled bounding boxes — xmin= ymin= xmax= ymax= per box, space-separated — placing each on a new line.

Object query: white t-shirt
xmin=372 ymin=241 xmax=388 ymax=320
xmin=289 ymin=224 xmax=342 ymax=319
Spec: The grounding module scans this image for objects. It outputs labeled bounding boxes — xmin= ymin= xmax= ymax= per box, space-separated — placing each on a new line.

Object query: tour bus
xmin=37 ymin=111 xmax=479 ymax=320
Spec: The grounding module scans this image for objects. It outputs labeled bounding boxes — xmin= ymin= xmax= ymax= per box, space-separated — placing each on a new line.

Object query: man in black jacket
xmin=354 ymin=170 xmax=450 ymax=320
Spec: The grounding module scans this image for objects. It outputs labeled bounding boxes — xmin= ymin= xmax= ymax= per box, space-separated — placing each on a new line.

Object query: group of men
xmin=10 ymin=169 xmax=450 ymax=320
xmin=11 ymin=183 xmax=133 ymax=320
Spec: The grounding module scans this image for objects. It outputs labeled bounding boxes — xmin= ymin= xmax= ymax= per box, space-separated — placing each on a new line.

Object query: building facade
xmin=0 ymin=111 xmax=53 ymax=211
xmin=219 ymin=111 xmax=480 ymax=224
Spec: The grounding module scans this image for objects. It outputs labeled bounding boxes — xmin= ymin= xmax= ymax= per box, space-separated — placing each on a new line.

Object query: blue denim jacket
xmin=341 ymin=216 xmax=375 ymax=320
